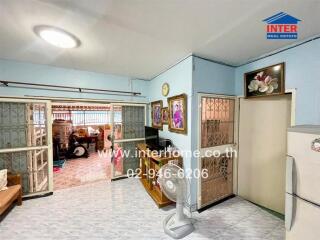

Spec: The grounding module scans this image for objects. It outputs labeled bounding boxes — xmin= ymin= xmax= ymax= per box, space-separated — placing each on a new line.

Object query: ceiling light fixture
xmin=34 ymin=25 xmax=81 ymax=49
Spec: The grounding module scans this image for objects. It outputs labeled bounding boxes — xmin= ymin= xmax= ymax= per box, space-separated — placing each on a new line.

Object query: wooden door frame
xmin=236 ymin=88 xmax=296 ymax=195
xmin=235 ymin=88 xmax=297 ymax=214
xmin=196 ymin=93 xmax=238 ymax=209
xmin=237 ymin=88 xmax=296 ymax=127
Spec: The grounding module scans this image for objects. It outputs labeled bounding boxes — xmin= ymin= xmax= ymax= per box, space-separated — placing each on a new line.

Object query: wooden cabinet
xmin=137 ymin=143 xmax=182 ymax=208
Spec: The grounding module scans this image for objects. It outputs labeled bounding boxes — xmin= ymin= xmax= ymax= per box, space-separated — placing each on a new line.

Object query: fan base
xmin=163 ymin=213 xmax=194 ymax=239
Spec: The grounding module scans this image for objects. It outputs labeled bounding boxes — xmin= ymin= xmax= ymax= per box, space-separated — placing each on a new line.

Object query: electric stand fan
xmin=158 ymin=163 xmax=194 ymax=239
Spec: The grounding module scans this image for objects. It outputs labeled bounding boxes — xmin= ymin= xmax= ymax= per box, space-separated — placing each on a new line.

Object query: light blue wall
xmin=192 ymin=57 xmax=235 ymax=95
xmin=148 ymin=57 xmax=193 ymax=162
xmin=192 ymin=57 xmax=235 ymax=153
xmin=148 ymin=56 xmax=235 ymax=210
xmin=235 ymin=38 xmax=320 ymax=124
xmin=148 ymin=56 xmax=194 ymax=205
xmin=0 ymin=59 xmax=149 ymax=102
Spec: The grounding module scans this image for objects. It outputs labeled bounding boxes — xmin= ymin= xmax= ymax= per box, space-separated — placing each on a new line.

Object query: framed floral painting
xmin=244 ymin=63 xmax=285 ymax=98
xmin=151 ymin=100 xmax=163 ymax=129
xmin=161 ymin=107 xmax=169 ymax=125
xmin=168 ymin=94 xmax=187 ymax=134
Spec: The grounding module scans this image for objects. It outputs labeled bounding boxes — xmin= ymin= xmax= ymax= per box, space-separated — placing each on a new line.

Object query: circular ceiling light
xmin=34 ymin=25 xmax=81 ymax=49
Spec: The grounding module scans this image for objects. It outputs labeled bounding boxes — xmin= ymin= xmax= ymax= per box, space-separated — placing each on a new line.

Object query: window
xmin=52 ymin=110 xmax=115 ymax=126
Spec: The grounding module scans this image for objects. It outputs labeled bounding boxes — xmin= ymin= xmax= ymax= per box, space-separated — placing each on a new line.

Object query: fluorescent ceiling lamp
xmin=34 ymin=25 xmax=80 ymax=48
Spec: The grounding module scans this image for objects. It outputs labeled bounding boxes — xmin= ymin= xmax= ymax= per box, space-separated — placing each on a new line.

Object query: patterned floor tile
xmin=53 ymin=152 xmax=112 ymax=190
xmin=0 ymin=178 xmax=284 ymax=240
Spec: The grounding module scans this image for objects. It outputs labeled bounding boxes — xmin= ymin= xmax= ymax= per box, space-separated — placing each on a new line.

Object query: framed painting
xmin=151 ymin=100 xmax=163 ymax=130
xmin=168 ymin=94 xmax=187 ymax=134
xmin=161 ymin=107 xmax=169 ymax=125
xmin=244 ymin=62 xmax=285 ymax=98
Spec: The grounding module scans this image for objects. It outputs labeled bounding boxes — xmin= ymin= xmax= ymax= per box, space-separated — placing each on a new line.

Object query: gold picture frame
xmin=151 ymin=100 xmax=163 ymax=130
xmin=244 ymin=62 xmax=285 ymax=98
xmin=161 ymin=107 xmax=169 ymax=125
xmin=168 ymin=94 xmax=187 ymax=134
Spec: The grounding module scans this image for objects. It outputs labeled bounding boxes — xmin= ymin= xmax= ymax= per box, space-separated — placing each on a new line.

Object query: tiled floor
xmin=53 ymin=152 xmax=112 ymax=190
xmin=0 ymin=178 xmax=284 ymax=240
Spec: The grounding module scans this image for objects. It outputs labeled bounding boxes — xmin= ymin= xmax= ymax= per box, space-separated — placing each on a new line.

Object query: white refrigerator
xmin=286 ymin=125 xmax=320 ymax=240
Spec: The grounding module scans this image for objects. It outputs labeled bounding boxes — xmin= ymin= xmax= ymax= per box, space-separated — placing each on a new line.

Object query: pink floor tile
xmin=53 ymin=152 xmax=112 ymax=190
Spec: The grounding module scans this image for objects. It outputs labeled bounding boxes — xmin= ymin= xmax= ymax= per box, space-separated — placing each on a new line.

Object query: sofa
xmin=0 ymin=173 xmax=22 ymax=216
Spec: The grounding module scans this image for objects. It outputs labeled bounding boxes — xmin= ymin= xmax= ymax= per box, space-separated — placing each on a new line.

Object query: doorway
xmin=51 ymin=102 xmax=113 ymax=190
xmin=238 ymin=94 xmax=292 ymax=214
xmin=51 ymin=101 xmax=146 ymax=189
xmin=51 ymin=102 xmax=146 ymax=189
xmin=197 ymin=94 xmax=237 ymax=208
xmin=0 ymin=97 xmax=146 ymax=195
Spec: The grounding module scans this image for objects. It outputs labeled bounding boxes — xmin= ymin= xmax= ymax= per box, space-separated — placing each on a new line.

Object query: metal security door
xmin=198 ymin=94 xmax=236 ymax=208
xmin=111 ymin=104 xmax=146 ymax=179
xmin=0 ymin=98 xmax=52 ymax=197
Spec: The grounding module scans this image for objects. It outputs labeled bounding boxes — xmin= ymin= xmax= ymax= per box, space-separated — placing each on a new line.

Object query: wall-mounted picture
xmin=161 ymin=107 xmax=169 ymax=125
xmin=151 ymin=100 xmax=163 ymax=129
xmin=244 ymin=62 xmax=285 ymax=98
xmin=168 ymin=94 xmax=187 ymax=134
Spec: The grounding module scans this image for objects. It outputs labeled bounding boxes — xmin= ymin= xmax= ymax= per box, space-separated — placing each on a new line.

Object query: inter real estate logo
xmin=263 ymin=12 xmax=301 ymax=40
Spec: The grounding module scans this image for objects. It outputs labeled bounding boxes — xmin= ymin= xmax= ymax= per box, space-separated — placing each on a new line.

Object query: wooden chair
xmin=0 ymin=173 xmax=22 ymax=216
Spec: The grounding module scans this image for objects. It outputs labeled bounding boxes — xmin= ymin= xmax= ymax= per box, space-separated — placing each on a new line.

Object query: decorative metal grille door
xmin=199 ymin=95 xmax=236 ymax=208
xmin=0 ymin=99 xmax=52 ymax=197
xmin=111 ymin=104 xmax=146 ymax=179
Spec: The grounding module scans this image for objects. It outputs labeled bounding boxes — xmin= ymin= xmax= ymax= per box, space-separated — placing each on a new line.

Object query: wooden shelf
xmin=140 ymin=178 xmax=172 ymax=208
xmin=137 ymin=143 xmax=182 ymax=208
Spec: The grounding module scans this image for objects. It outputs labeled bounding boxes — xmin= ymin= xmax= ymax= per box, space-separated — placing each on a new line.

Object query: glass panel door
xmin=0 ymin=99 xmax=52 ymax=196
xmin=111 ymin=104 xmax=146 ymax=179
xmin=198 ymin=94 xmax=236 ymax=208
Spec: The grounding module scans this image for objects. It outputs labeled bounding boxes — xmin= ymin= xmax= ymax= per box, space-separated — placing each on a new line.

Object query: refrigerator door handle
xmin=285 ymin=155 xmax=295 ymax=231
xmin=285 ymin=194 xmax=294 ymax=231
xmin=286 ymin=155 xmax=294 ymax=194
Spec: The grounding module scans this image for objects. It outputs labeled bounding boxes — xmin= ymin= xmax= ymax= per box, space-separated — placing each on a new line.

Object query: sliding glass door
xmin=0 ymin=98 xmax=52 ymax=197
xmin=111 ymin=104 xmax=146 ymax=179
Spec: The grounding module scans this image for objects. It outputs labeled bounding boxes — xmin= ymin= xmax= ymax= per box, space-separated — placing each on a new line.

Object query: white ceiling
xmin=0 ymin=0 xmax=319 ymax=79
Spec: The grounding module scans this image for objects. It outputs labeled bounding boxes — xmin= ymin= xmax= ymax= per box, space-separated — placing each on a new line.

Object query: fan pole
xmin=176 ymin=202 xmax=185 ymax=221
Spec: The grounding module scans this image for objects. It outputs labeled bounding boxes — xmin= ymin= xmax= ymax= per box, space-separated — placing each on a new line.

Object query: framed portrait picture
xmin=168 ymin=94 xmax=187 ymax=134
xmin=244 ymin=62 xmax=285 ymax=98
xmin=151 ymin=100 xmax=163 ymax=129
xmin=161 ymin=107 xmax=169 ymax=125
